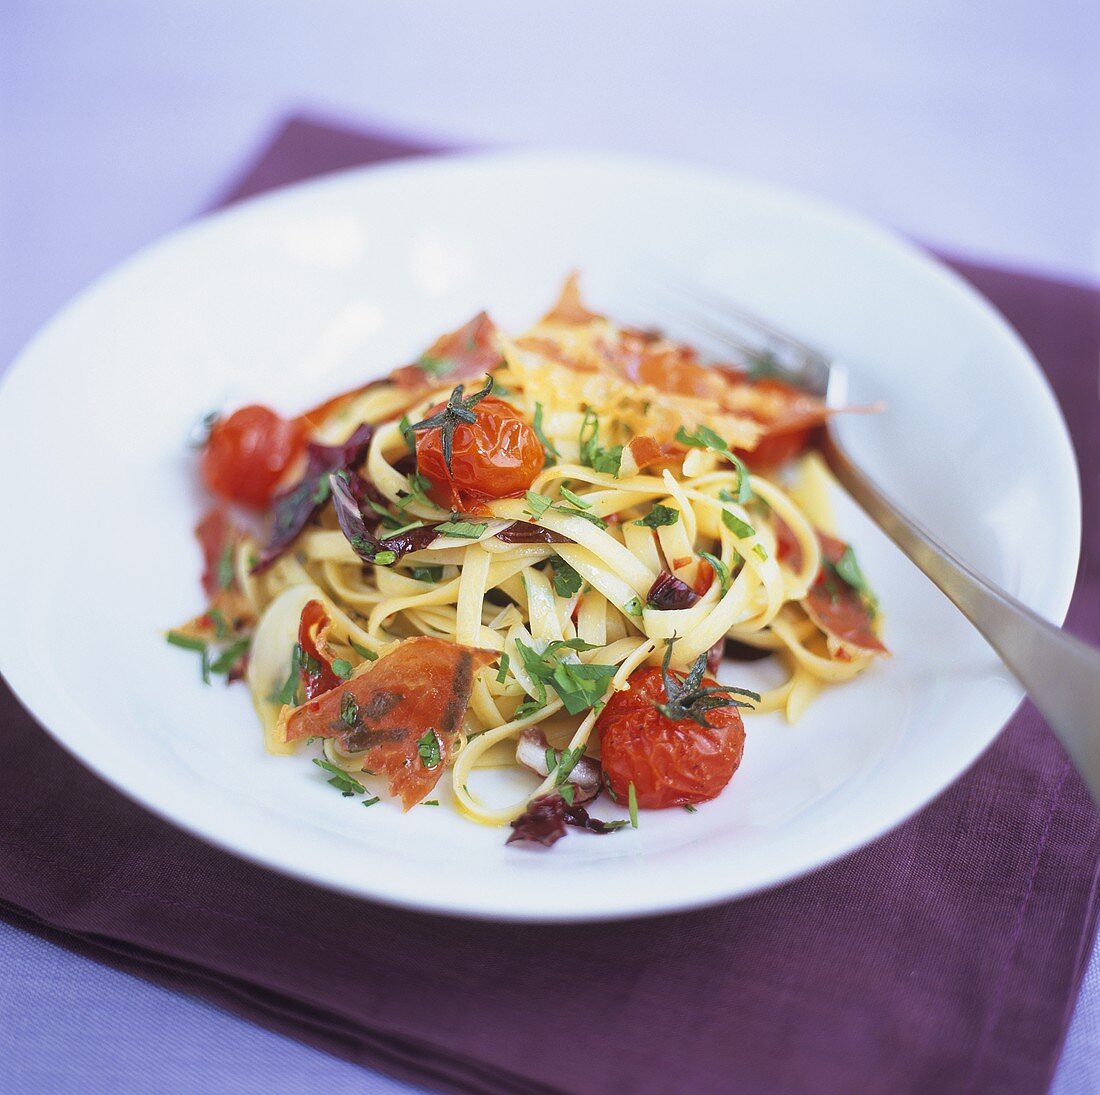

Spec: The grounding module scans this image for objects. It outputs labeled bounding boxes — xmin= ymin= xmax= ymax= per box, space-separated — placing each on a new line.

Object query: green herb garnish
xmin=628 ymin=782 xmax=639 ymax=829
xmin=675 ymin=424 xmax=752 ymax=503
xmin=340 ymin=692 xmax=361 ymax=730
xmin=722 ymin=511 xmax=756 ymax=539
xmin=167 ymin=631 xmax=206 ymax=652
xmin=622 ymin=596 xmax=643 ymax=617
xmin=313 ymin=757 xmax=366 ymax=797
xmin=532 ymin=402 xmax=559 ymax=466
xmin=435 ymin=520 xmax=488 ymax=539
xmin=698 ymin=551 xmax=731 ymax=596
xmin=349 ymin=639 xmax=378 ymax=662
xmin=268 ymin=644 xmax=302 ymax=706
xmin=217 ymin=544 xmax=235 ymax=590
xmin=208 ymin=638 xmax=250 ymax=676
xmin=634 ymin=504 xmax=679 ymax=529
xmin=332 ymin=659 xmax=353 ymax=680
xmin=549 ymin=557 xmax=583 ymax=598
xmin=558 ymin=486 xmax=591 ymax=509
xmin=514 ymin=640 xmax=616 ymax=716
xmin=417 ymin=729 xmax=442 ymax=769
xmin=496 ymin=653 xmax=510 ymax=684
xmin=412 ymin=565 xmax=443 ymax=584
xmin=524 ymin=491 xmax=553 ymax=520
xmin=415 ymin=355 xmax=451 ymax=379
xmin=579 ymin=410 xmax=623 ymax=476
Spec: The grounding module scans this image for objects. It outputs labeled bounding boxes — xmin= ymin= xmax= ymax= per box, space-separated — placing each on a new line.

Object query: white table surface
xmin=2 ymin=3 xmax=1098 ymax=1091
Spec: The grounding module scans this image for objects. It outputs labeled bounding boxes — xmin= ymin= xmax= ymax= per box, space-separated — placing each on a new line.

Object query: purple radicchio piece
xmin=507 ymin=792 xmax=628 ymax=847
xmin=253 ymin=423 xmax=375 ymax=572
xmin=494 ymin=521 xmax=573 ymax=545
xmin=329 ymin=470 xmax=440 ymax=565
xmin=646 ymin=570 xmax=700 ymax=611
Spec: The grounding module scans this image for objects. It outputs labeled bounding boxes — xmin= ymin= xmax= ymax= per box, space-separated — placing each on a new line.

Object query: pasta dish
xmin=169 ymin=277 xmax=886 ymax=846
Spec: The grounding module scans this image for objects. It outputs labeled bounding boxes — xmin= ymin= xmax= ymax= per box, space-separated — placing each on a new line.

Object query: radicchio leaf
xmin=646 ymin=570 xmax=700 ymax=611
xmin=330 ymin=471 xmax=440 ymax=565
xmin=507 ymin=793 xmax=626 ymax=847
xmin=494 ymin=521 xmax=573 ymax=545
xmin=253 ymin=423 xmax=375 ymax=572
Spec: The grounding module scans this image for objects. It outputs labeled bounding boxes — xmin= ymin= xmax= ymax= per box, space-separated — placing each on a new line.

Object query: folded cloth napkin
xmin=1 ymin=116 xmax=1097 ymax=1095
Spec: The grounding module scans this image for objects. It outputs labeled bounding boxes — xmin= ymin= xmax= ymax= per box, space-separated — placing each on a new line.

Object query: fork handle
xmin=821 ymin=432 xmax=1100 ymax=803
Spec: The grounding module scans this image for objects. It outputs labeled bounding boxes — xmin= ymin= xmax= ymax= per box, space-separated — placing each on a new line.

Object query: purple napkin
xmin=1 ymin=116 xmax=1097 ymax=1095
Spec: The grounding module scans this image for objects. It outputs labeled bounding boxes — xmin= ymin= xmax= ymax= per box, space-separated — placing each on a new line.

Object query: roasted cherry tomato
xmin=415 ymin=395 xmax=544 ymax=512
xmin=597 ymin=665 xmax=746 ymax=808
xmin=201 ymin=404 xmax=307 ymax=509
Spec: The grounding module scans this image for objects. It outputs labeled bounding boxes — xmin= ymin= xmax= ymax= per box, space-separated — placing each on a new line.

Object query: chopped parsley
xmin=722 ymin=511 xmax=757 ymax=539
xmin=579 ymin=410 xmax=623 ymax=476
xmin=495 ymin=653 xmax=510 ymax=684
xmin=835 ymin=545 xmax=869 ymax=594
xmin=166 ymin=631 xmax=206 ymax=652
xmin=676 ymin=424 xmax=753 ymax=503
xmin=207 ymin=609 xmax=230 ymax=640
xmin=558 ymin=486 xmax=591 ymax=509
xmin=368 ymin=500 xmax=405 ymax=530
xmin=551 ymin=745 xmax=586 ymax=786
xmin=398 ymin=414 xmax=416 ymax=453
xmin=699 ymin=550 xmax=731 ymax=596
xmin=514 ymin=640 xmax=616 ymax=716
xmin=208 ymin=637 xmax=250 ymax=676
xmin=412 ymin=565 xmax=443 ymax=583
xmin=417 ymin=729 xmax=442 ymax=769
xmin=554 ymin=502 xmax=608 ymax=529
xmin=622 ymin=596 xmax=643 ymax=617
xmin=524 ymin=491 xmax=553 ymax=520
xmin=362 ymin=796 xmax=381 ymax=808
xmin=549 ymin=557 xmax=583 ymax=598
xmin=559 ymin=784 xmax=576 ymax=806
xmin=532 ymin=402 xmax=559 ymax=466
xmin=683 ymin=803 xmax=698 ymax=813
xmin=415 ymin=354 xmax=451 ymax=379
xmin=268 ymin=644 xmax=302 ymax=706
xmin=634 ymin=504 xmax=680 ymax=528
xmin=313 ymin=757 xmax=366 ymax=797
xmin=340 ymin=692 xmax=361 ymax=730
xmin=628 ymin=782 xmax=639 ymax=828
xmin=422 ymin=799 xmax=441 ymax=806
xmin=349 ymin=639 xmax=378 ymax=662
xmin=435 ymin=520 xmax=488 ymax=539
xmin=216 ymin=544 xmax=235 ymax=590
xmin=373 ymin=550 xmax=397 ymax=566
xmin=396 ymin=472 xmax=434 ymax=511
xmin=752 ymin=544 xmax=769 ymax=561
xmin=331 ymin=658 xmax=353 ymax=680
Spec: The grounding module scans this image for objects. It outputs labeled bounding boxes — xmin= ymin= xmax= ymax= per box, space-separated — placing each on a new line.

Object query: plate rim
xmin=0 ymin=147 xmax=1082 ymax=922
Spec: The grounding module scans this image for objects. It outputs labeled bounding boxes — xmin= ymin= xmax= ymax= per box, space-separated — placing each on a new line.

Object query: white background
xmin=1 ymin=2 xmax=1098 ymax=1092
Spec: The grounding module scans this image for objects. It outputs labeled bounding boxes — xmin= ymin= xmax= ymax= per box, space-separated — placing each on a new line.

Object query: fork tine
xmin=659 ymin=277 xmax=830 ymax=365
xmin=645 ymin=277 xmax=832 ymax=397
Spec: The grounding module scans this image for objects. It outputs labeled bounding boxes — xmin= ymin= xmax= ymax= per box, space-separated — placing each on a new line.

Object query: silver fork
xmin=667 ymin=280 xmax=1100 ymax=804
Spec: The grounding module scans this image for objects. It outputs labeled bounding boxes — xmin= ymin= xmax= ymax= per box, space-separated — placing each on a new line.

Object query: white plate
xmin=0 ymin=151 xmax=1080 ymax=922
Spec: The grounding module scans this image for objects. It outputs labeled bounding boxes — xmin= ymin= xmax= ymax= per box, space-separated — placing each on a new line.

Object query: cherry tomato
xmin=415 ymin=396 xmax=544 ymax=512
xmin=201 ymin=405 xmax=306 ymax=509
xmin=597 ymin=666 xmax=746 ymax=808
